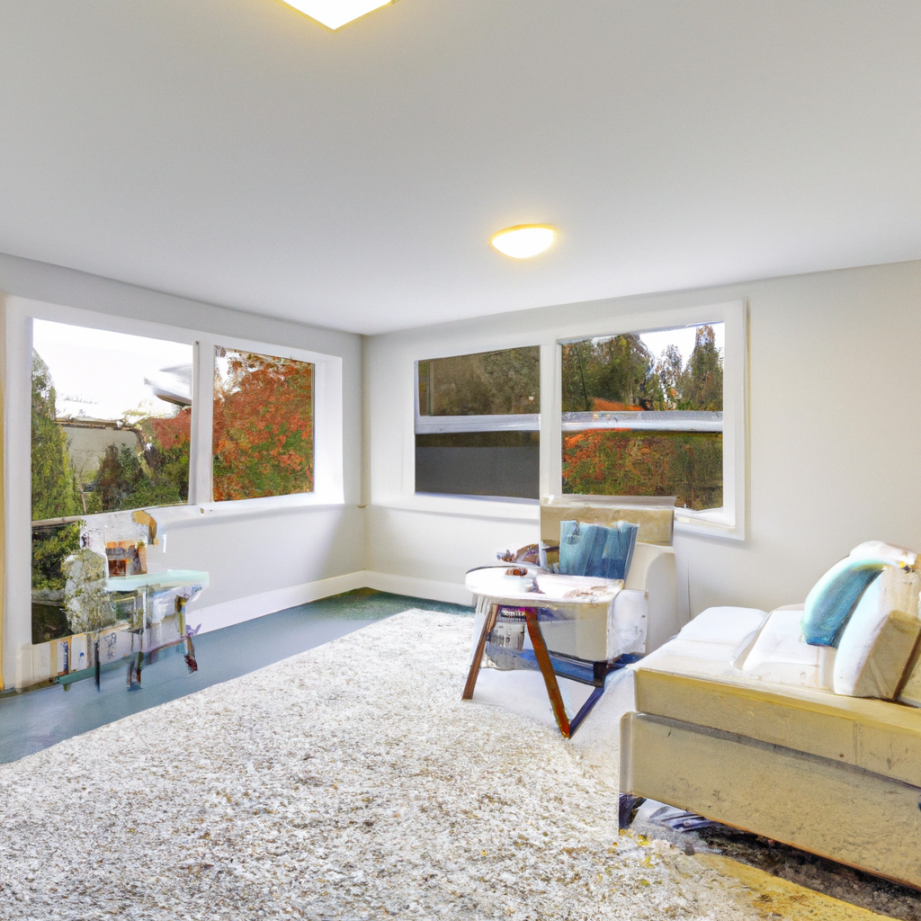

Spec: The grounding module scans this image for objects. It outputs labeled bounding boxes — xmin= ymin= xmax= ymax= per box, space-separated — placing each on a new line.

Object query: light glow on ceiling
xmin=279 ymin=0 xmax=392 ymax=30
xmin=489 ymin=225 xmax=556 ymax=259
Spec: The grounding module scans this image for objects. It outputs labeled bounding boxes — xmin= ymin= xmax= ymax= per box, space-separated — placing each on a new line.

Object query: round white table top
xmin=465 ymin=565 xmax=622 ymax=609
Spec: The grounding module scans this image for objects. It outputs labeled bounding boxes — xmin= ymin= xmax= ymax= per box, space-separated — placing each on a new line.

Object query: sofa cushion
xmin=833 ymin=566 xmax=921 ymax=699
xmin=636 ymin=606 xmax=768 ymax=677
xmin=734 ymin=606 xmax=835 ymax=690
xmin=662 ymin=607 xmax=768 ymax=659
xmin=801 ymin=557 xmax=884 ymax=646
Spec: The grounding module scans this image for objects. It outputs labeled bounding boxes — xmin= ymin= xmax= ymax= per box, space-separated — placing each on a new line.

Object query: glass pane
xmin=31 ymin=321 xmax=193 ymax=641
xmin=561 ymin=323 xmax=724 ymax=510
xmin=561 ymin=324 xmax=724 ymax=412
xmin=415 ymin=431 xmax=539 ymax=499
xmin=562 ymin=430 xmax=723 ymax=511
xmin=213 ymin=347 xmax=314 ymax=501
xmin=415 ymin=346 xmax=540 ymax=499
xmin=32 ymin=320 xmax=193 ymax=521
xmin=32 ymin=520 xmax=81 ymax=642
xmin=418 ymin=346 xmax=539 ymax=416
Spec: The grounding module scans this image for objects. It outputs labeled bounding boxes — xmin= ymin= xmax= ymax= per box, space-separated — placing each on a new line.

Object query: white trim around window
xmin=2 ymin=295 xmax=345 ymax=673
xmin=7 ymin=296 xmax=344 ymax=509
xmin=397 ymin=299 xmax=748 ymax=540
xmin=548 ymin=298 xmax=748 ymax=540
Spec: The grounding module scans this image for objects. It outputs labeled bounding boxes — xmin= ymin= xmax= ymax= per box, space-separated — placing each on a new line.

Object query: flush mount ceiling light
xmin=489 ymin=224 xmax=557 ymax=259
xmin=279 ymin=0 xmax=393 ymax=30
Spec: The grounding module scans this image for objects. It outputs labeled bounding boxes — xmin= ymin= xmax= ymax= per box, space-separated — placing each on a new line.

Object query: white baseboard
xmin=188 ymin=570 xmax=472 ymax=634
xmin=358 ymin=570 xmax=473 ymax=607
xmin=189 ymin=571 xmax=367 ymax=633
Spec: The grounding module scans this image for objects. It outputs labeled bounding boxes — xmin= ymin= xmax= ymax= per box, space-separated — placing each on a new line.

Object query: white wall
xmin=0 ymin=253 xmax=364 ymax=688
xmin=6 ymin=251 xmax=921 ymax=686
xmin=364 ymin=259 xmax=921 ymax=619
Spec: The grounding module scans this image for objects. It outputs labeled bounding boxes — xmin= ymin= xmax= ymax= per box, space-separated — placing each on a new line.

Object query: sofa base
xmin=621 ymin=712 xmax=921 ymax=890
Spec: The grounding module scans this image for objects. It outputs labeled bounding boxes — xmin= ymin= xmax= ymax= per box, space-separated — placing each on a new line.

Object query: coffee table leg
xmin=523 ymin=607 xmax=571 ymax=738
xmin=462 ymin=601 xmax=499 ymax=700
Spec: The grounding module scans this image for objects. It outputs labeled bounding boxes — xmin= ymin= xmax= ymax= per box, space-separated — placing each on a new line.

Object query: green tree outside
xmin=677 ymin=324 xmax=723 ymax=410
xmin=32 ymin=351 xmax=82 ymax=522
xmin=86 ymin=442 xmax=186 ymax=513
xmin=32 ymin=351 xmax=83 ymax=601
xmin=562 ymin=326 xmax=722 ymax=413
xmin=419 ymin=346 xmax=539 ymax=416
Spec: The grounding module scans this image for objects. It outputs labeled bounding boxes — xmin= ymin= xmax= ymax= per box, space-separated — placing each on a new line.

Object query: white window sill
xmin=371 ymin=494 xmax=746 ymax=538
xmin=373 ymin=494 xmax=540 ymax=523
xmin=151 ymin=493 xmax=346 ymax=531
xmin=675 ymin=509 xmax=745 ymax=542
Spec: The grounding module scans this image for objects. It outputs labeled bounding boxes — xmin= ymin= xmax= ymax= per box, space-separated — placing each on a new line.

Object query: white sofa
xmin=620 ymin=548 xmax=921 ymax=889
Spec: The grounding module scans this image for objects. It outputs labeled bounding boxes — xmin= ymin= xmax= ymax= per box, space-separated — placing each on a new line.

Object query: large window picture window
xmin=415 ymin=346 xmax=539 ymax=499
xmin=561 ymin=323 xmax=724 ymax=511
xmin=30 ymin=320 xmax=194 ymax=643
xmin=18 ymin=303 xmax=338 ymax=664
xmin=213 ymin=346 xmax=314 ymax=501
xmin=32 ymin=321 xmax=194 ymax=521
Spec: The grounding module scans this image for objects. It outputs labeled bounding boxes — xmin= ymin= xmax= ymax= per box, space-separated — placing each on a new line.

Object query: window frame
xmin=5 ymin=295 xmax=344 ymax=669
xmin=550 ymin=299 xmax=747 ymax=539
xmin=402 ymin=340 xmax=543 ymax=513
xmin=399 ymin=300 xmax=747 ymax=539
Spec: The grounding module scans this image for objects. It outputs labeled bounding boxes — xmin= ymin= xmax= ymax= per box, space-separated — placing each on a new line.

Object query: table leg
xmin=568 ymin=686 xmax=605 ymax=737
xmin=523 ymin=607 xmax=571 ymax=738
xmin=462 ymin=601 xmax=499 ymax=700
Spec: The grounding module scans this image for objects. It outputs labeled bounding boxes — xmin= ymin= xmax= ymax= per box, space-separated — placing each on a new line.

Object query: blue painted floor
xmin=0 ymin=589 xmax=472 ymax=764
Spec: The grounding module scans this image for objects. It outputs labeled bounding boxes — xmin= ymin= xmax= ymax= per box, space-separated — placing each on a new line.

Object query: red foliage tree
xmin=149 ymin=409 xmax=191 ymax=452
xmin=212 ymin=350 xmax=314 ymax=502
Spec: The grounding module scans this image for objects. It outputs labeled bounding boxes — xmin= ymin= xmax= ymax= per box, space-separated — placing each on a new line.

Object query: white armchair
xmin=463 ymin=499 xmax=680 ymax=737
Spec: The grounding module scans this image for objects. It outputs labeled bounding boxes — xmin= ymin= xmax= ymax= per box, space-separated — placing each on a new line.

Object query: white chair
xmin=463 ymin=499 xmax=679 ymax=737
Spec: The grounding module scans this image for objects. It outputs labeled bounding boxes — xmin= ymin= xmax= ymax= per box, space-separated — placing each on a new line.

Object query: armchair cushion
xmin=559 ymin=519 xmax=638 ymax=580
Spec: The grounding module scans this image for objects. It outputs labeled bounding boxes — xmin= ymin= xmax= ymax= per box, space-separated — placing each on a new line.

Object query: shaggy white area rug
xmin=0 ymin=610 xmax=865 ymax=920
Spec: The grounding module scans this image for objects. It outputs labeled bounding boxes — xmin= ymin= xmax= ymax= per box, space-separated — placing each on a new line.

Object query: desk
xmin=105 ymin=569 xmax=210 ymax=594
xmin=105 ymin=569 xmax=208 ymax=628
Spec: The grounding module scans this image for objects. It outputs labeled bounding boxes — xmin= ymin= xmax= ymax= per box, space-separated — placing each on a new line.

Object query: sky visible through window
xmin=631 ymin=324 xmax=725 ymax=373
xmin=31 ymin=320 xmax=194 ymax=525
xmin=32 ymin=320 xmax=190 ymax=421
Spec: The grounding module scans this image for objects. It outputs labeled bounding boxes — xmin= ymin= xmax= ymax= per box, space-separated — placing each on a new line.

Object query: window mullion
xmin=541 ymin=340 xmax=559 ymax=499
xmin=188 ymin=338 xmax=214 ymax=505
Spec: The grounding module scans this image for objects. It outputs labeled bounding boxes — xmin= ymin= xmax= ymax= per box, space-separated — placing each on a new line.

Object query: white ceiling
xmin=1 ymin=1 xmax=920 ymax=334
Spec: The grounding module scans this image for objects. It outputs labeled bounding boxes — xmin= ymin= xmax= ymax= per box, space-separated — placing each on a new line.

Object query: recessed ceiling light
xmin=279 ymin=0 xmax=392 ymax=31
xmin=490 ymin=225 xmax=557 ymax=259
